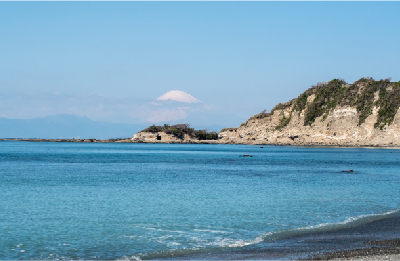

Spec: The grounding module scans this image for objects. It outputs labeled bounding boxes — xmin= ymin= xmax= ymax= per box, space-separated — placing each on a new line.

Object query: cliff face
xmin=219 ymin=78 xmax=400 ymax=146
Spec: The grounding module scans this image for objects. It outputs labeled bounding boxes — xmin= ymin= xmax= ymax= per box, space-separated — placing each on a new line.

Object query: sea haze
xmin=0 ymin=114 xmax=147 ymax=140
xmin=0 ymin=114 xmax=224 ymax=140
xmin=0 ymin=143 xmax=399 ymax=260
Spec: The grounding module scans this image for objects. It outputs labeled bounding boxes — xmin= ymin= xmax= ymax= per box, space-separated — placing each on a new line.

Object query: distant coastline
xmin=2 ymin=138 xmax=400 ymax=148
xmin=3 ymin=78 xmax=400 ymax=148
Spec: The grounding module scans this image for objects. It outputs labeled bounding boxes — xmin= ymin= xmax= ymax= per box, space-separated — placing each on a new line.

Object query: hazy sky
xmin=1 ymin=2 xmax=399 ymax=127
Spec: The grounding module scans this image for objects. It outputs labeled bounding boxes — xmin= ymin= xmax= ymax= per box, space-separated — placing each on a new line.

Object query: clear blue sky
xmin=1 ymin=2 xmax=399 ymax=127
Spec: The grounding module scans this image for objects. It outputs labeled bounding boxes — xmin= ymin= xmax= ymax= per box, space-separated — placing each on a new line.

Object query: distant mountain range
xmin=0 ymin=114 xmax=224 ymax=140
xmin=0 ymin=114 xmax=147 ymax=139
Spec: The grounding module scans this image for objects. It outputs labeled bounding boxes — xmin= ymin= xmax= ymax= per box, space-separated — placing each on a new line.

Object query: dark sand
xmin=162 ymin=212 xmax=400 ymax=260
xmin=306 ymin=239 xmax=400 ymax=260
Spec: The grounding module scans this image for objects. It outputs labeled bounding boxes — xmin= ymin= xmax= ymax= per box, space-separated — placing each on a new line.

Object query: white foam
xmin=124 ymin=210 xmax=400 ymax=260
xmin=168 ymin=242 xmax=181 ymax=246
xmin=194 ymin=229 xmax=233 ymax=234
xmin=134 ymin=225 xmax=188 ymax=234
xmin=261 ymin=209 xmax=400 ymax=241
xmin=205 ymin=235 xmax=264 ymax=248
xmin=117 ymin=255 xmax=142 ymax=261
xmin=303 ymin=209 xmax=399 ymax=230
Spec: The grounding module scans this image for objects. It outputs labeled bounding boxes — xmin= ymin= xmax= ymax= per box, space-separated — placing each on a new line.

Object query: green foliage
xmin=275 ymin=111 xmax=292 ymax=130
xmin=196 ymin=130 xmax=219 ymax=140
xmin=296 ymin=78 xmax=396 ymax=127
xmin=355 ymin=82 xmax=377 ymax=124
xmin=240 ymin=121 xmax=248 ymax=127
xmin=294 ymin=91 xmax=310 ymax=112
xmin=241 ymin=77 xmax=399 ymax=130
xmin=246 ymin=101 xmax=295 ymax=127
xmin=303 ymin=79 xmax=347 ymax=126
xmin=146 ymin=124 xmax=163 ymax=132
xmin=354 ymin=79 xmax=390 ymax=125
xmin=374 ymin=86 xmax=400 ymax=129
xmin=247 ymin=110 xmax=270 ymax=121
xmin=141 ymin=124 xmax=218 ymax=140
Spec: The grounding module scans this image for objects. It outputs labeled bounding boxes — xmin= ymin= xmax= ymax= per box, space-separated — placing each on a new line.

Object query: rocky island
xmin=132 ymin=124 xmax=219 ymax=144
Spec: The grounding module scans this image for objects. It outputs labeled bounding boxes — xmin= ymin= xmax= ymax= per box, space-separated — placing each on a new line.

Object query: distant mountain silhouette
xmin=0 ymin=114 xmax=147 ymax=139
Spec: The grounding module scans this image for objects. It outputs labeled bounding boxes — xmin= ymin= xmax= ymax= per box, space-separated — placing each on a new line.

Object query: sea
xmin=0 ymin=142 xmax=399 ymax=260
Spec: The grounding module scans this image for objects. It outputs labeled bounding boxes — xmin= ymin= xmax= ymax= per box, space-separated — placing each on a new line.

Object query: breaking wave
xmin=121 ymin=209 xmax=400 ymax=260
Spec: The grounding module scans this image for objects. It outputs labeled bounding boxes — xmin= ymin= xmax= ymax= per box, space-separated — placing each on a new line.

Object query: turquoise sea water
xmin=0 ymin=142 xmax=399 ymax=260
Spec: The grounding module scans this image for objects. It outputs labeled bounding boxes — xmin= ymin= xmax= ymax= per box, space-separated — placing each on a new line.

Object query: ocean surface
xmin=0 ymin=142 xmax=399 ymax=260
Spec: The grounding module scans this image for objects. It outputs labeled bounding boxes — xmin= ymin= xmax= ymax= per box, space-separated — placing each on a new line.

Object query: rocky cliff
xmin=218 ymin=78 xmax=400 ymax=146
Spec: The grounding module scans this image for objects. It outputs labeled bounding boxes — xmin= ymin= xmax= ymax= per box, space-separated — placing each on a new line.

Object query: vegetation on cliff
xmin=242 ymin=77 xmax=400 ymax=130
xmin=141 ymin=124 xmax=218 ymax=140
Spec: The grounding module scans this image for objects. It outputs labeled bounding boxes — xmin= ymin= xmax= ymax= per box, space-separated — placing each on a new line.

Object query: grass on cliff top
xmin=242 ymin=77 xmax=400 ymax=130
xmin=141 ymin=124 xmax=218 ymax=140
xmin=241 ymin=101 xmax=294 ymax=128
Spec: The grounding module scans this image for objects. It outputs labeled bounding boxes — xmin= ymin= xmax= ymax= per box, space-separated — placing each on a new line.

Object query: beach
xmin=308 ymin=239 xmax=400 ymax=260
xmin=331 ymin=255 xmax=400 ymax=261
xmin=164 ymin=203 xmax=400 ymax=260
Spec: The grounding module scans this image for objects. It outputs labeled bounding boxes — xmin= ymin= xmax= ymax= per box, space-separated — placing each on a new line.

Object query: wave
xmin=260 ymin=209 xmax=400 ymax=242
xmin=121 ymin=209 xmax=400 ymax=260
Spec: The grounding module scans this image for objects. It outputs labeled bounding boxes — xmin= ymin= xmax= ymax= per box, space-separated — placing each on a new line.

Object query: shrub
xmin=240 ymin=77 xmax=399 ymax=130
xmin=275 ymin=111 xmax=292 ymax=130
xmin=303 ymin=79 xmax=347 ymax=125
xmin=374 ymin=85 xmax=400 ymax=129
xmin=140 ymin=124 xmax=218 ymax=140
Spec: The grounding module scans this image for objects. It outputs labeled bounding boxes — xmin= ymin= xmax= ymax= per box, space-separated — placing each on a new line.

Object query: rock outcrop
xmin=131 ymin=124 xmax=219 ymax=144
xmin=131 ymin=132 xmax=217 ymax=144
xmin=218 ymin=78 xmax=400 ymax=146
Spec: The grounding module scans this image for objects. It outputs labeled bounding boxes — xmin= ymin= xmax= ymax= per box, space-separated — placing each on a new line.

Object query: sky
xmin=1 ymin=2 xmax=399 ymax=128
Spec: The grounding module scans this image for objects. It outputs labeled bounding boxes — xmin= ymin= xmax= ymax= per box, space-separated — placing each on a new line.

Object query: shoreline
xmin=1 ymin=138 xmax=400 ymax=148
xmin=307 ymin=239 xmax=400 ymax=260
xmin=157 ymin=240 xmax=400 ymax=261
xmin=161 ymin=212 xmax=400 ymax=261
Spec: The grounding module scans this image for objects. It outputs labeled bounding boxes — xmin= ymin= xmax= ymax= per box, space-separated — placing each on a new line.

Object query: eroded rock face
xmin=135 ymin=107 xmax=400 ymax=146
xmin=133 ymin=79 xmax=400 ymax=147
xmin=218 ymin=78 xmax=400 ymax=147
xmin=218 ymin=105 xmax=400 ymax=146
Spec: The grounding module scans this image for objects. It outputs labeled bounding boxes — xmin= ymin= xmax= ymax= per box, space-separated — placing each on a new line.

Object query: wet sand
xmin=165 ymin=213 xmax=400 ymax=260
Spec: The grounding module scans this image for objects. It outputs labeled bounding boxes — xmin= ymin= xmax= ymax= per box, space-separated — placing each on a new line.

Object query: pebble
xmin=328 ymin=254 xmax=400 ymax=261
